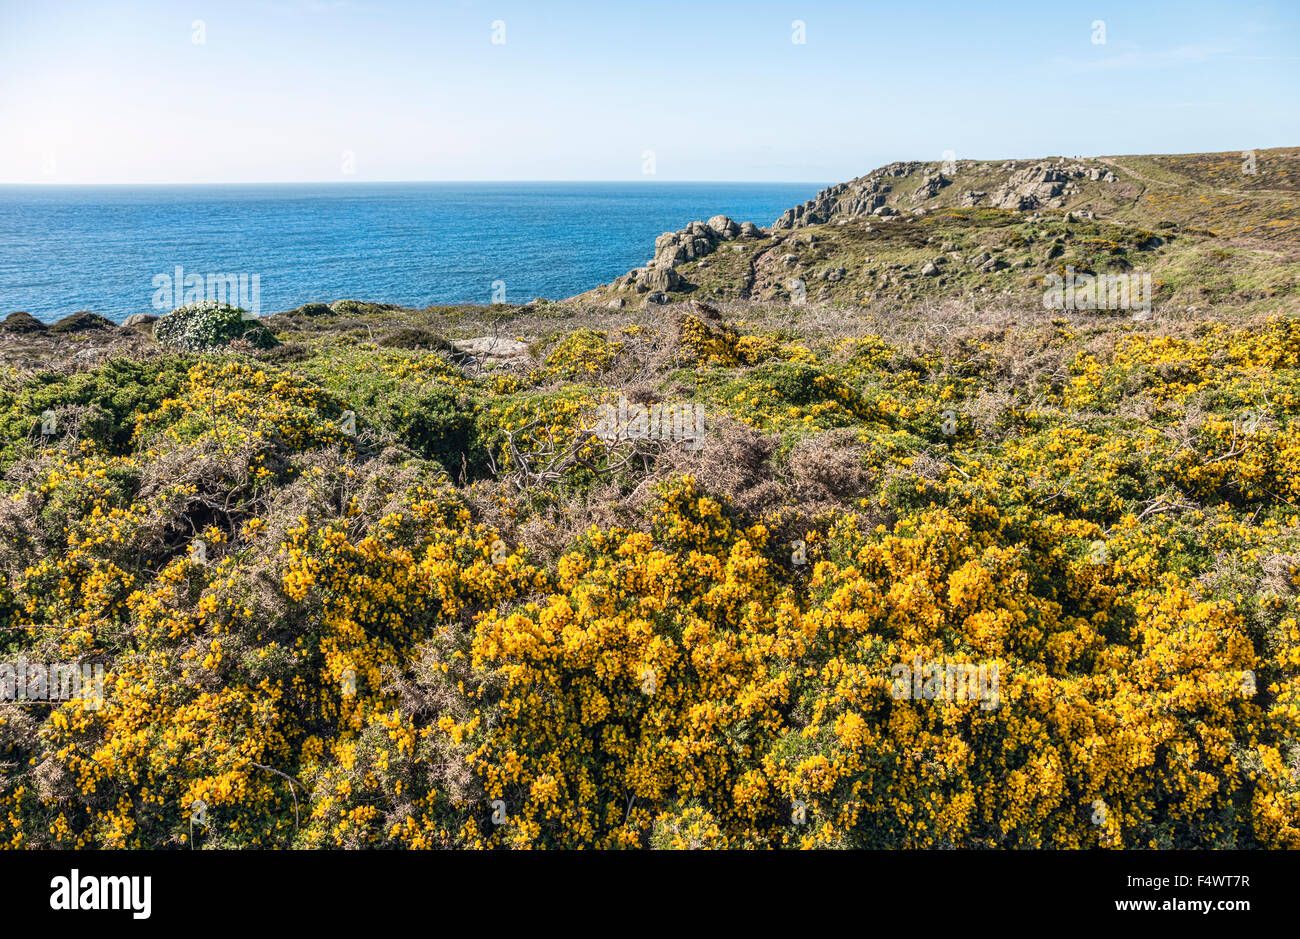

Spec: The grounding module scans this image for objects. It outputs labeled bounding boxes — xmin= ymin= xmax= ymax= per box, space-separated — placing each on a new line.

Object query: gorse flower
xmin=0 ymin=309 xmax=1296 ymax=849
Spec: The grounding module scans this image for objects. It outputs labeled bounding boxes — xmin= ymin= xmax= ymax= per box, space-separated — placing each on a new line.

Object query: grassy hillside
xmin=582 ymin=147 xmax=1300 ymax=314
xmin=1 ymin=150 xmax=1298 ymax=849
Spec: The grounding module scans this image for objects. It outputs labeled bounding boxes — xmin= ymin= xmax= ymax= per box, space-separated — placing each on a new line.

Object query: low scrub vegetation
xmin=1 ymin=296 xmax=1297 ymax=848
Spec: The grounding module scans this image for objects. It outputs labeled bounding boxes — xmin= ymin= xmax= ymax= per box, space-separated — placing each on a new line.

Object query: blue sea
xmin=0 ymin=182 xmax=823 ymax=324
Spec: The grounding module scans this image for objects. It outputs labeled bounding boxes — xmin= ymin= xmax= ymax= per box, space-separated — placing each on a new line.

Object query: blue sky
xmin=0 ymin=0 xmax=1296 ymax=183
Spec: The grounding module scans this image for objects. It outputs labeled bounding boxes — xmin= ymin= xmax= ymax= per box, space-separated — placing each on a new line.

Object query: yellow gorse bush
xmin=0 ymin=313 xmax=1297 ymax=849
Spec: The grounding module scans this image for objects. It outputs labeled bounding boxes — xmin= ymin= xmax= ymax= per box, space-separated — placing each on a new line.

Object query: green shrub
xmin=153 ymin=301 xmax=277 ymax=352
xmin=0 ymin=357 xmax=192 ymax=470
xmin=378 ymin=328 xmax=453 ymax=352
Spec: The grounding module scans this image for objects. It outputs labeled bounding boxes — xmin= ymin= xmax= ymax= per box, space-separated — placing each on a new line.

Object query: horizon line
xmin=0 ymin=178 xmax=832 ymax=188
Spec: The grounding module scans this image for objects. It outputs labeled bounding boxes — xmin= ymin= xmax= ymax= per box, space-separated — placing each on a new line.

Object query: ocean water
xmin=0 ymin=182 xmax=823 ymax=324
